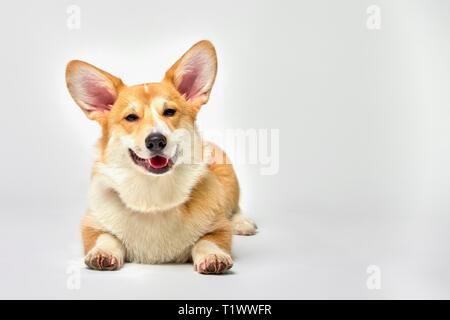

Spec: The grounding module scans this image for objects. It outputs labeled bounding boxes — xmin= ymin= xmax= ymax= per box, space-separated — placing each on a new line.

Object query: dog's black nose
xmin=145 ymin=133 xmax=167 ymax=153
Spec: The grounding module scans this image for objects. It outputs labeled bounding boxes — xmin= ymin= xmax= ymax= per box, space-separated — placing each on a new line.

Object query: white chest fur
xmin=88 ymin=163 xmax=213 ymax=264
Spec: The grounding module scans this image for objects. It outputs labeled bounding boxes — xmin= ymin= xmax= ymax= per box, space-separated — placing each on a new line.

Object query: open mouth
xmin=129 ymin=149 xmax=176 ymax=174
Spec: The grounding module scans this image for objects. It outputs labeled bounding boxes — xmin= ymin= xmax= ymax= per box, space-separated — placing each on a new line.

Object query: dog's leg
xmin=81 ymin=212 xmax=125 ymax=271
xmin=192 ymin=226 xmax=233 ymax=274
xmin=231 ymin=210 xmax=258 ymax=236
xmin=206 ymin=145 xmax=257 ymax=236
xmin=84 ymin=233 xmax=125 ymax=271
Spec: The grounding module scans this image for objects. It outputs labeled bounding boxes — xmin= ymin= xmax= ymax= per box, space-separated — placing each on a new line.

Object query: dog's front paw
xmin=194 ymin=253 xmax=233 ymax=274
xmin=85 ymin=249 xmax=123 ymax=271
xmin=232 ymin=213 xmax=258 ymax=236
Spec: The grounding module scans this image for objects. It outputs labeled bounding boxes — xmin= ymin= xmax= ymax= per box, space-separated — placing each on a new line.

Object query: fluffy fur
xmin=66 ymin=40 xmax=257 ymax=273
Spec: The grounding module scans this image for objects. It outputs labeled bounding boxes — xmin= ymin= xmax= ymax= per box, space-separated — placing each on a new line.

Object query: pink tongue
xmin=147 ymin=156 xmax=168 ymax=169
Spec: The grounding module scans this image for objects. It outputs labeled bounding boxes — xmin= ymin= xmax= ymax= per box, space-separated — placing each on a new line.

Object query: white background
xmin=0 ymin=0 xmax=449 ymax=299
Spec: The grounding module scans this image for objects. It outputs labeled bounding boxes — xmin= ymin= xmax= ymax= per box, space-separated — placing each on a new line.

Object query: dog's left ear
xmin=66 ymin=60 xmax=124 ymax=122
xmin=163 ymin=40 xmax=217 ymax=105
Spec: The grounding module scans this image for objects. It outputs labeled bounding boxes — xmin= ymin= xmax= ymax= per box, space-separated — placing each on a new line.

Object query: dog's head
xmin=66 ymin=41 xmax=217 ymax=175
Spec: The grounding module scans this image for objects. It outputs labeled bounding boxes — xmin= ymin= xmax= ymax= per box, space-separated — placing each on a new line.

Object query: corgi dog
xmin=65 ymin=40 xmax=257 ymax=274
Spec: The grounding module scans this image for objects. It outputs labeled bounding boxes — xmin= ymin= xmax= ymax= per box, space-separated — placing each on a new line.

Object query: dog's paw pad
xmin=194 ymin=253 xmax=233 ymax=274
xmin=85 ymin=250 xmax=123 ymax=271
xmin=232 ymin=215 xmax=258 ymax=236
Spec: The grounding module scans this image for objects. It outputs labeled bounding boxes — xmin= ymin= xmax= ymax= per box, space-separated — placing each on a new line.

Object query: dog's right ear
xmin=163 ymin=40 xmax=217 ymax=106
xmin=65 ymin=60 xmax=124 ymax=122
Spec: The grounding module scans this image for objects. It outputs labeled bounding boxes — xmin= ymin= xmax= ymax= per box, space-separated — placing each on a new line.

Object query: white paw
xmin=194 ymin=253 xmax=233 ymax=274
xmin=85 ymin=248 xmax=123 ymax=271
xmin=232 ymin=214 xmax=258 ymax=236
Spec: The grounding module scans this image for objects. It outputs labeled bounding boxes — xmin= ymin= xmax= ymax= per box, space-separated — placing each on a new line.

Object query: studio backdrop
xmin=0 ymin=0 xmax=449 ymax=299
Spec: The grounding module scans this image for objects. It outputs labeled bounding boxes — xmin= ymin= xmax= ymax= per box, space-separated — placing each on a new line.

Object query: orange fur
xmin=80 ymin=211 xmax=104 ymax=254
xmin=207 ymin=143 xmax=241 ymax=218
xmin=66 ymin=41 xmax=256 ymax=273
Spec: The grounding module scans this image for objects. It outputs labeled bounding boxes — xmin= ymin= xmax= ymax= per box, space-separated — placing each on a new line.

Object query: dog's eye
xmin=163 ymin=109 xmax=176 ymax=117
xmin=125 ymin=114 xmax=139 ymax=122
